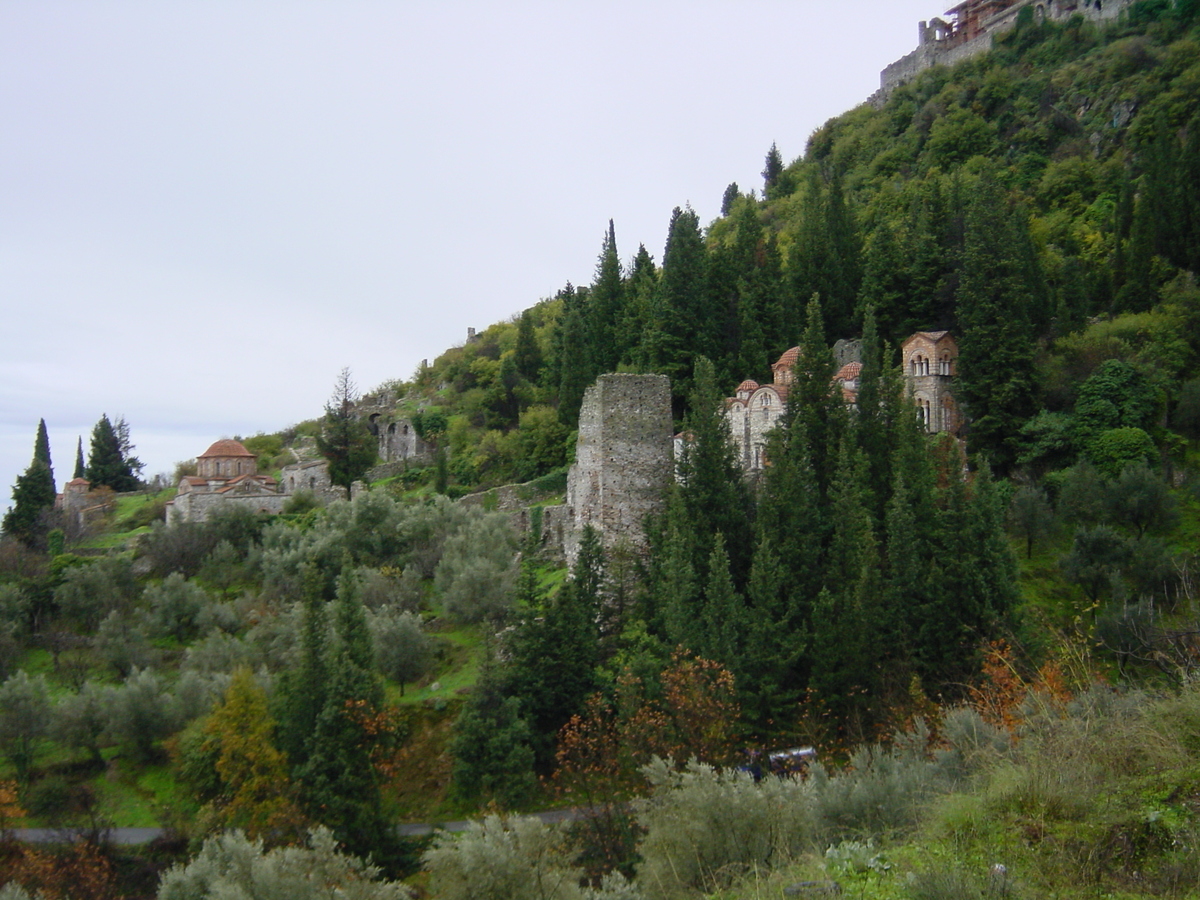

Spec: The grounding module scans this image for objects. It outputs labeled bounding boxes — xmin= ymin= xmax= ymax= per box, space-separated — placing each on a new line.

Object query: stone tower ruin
xmin=564 ymin=374 xmax=673 ymax=562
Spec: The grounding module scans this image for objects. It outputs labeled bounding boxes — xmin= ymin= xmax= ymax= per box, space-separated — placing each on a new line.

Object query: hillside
xmin=2 ymin=3 xmax=1200 ymax=898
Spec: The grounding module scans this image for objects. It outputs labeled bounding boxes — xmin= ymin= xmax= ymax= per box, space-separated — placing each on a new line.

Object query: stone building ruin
xmin=559 ymin=374 xmax=674 ymax=562
xmin=353 ymin=390 xmax=432 ymax=468
xmin=873 ymin=0 xmax=1132 ymax=103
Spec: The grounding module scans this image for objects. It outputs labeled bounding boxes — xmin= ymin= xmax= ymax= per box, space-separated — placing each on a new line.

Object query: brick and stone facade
xmin=724 ymin=332 xmax=961 ymax=476
xmin=167 ymin=439 xmax=343 ymax=523
xmin=902 ymin=331 xmax=962 ymax=435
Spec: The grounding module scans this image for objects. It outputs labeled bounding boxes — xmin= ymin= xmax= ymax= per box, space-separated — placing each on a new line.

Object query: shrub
xmin=157 ymin=827 xmax=410 ymax=900
xmin=423 ymin=815 xmax=585 ymax=900
xmin=635 ymin=758 xmax=814 ymax=899
xmin=808 ymin=725 xmax=951 ymax=842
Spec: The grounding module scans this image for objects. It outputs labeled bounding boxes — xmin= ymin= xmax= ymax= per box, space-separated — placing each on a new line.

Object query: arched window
xmin=940 ymin=354 xmax=951 ymax=376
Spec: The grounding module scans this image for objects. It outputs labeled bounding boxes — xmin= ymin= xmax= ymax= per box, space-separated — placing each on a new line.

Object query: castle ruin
xmin=873 ymin=0 xmax=1132 ymax=104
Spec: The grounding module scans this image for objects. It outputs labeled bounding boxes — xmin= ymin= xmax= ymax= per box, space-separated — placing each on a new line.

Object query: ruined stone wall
xmin=168 ymin=490 xmax=287 ymax=525
xmin=565 ymin=374 xmax=673 ymax=561
xmin=874 ymin=0 xmax=1132 ymax=104
xmin=279 ymin=459 xmax=344 ymax=504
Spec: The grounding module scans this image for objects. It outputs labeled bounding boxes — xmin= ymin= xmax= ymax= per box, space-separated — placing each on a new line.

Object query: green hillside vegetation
xmin=3 ymin=3 xmax=1200 ymax=898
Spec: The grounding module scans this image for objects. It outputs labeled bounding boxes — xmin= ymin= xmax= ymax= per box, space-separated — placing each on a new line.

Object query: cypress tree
xmin=622 ymin=244 xmax=659 ymax=369
xmin=587 ymin=221 xmax=625 ymax=373
xmin=677 ymin=357 xmax=754 ymax=584
xmin=294 ymin=565 xmax=390 ymax=858
xmin=857 ymin=224 xmax=909 ymax=341
xmin=788 ymin=296 xmax=845 ymax=497
xmin=505 ymin=527 xmax=602 ymax=769
xmin=808 ymin=439 xmax=883 ymax=736
xmin=73 ymin=436 xmax=85 ymax=480
xmin=698 ymin=533 xmax=744 ymax=673
xmin=513 ymin=309 xmax=543 ymax=384
xmin=721 ymin=182 xmax=740 ymax=216
xmin=33 ymin=419 xmax=52 ymax=487
xmin=3 ymin=421 xmax=58 ymax=548
xmin=273 ymin=568 xmax=330 ymax=771
xmin=555 ymin=284 xmax=594 ymax=426
xmin=655 ymin=490 xmax=700 ymax=652
xmin=653 ymin=206 xmax=710 ymax=402
xmin=955 ymin=172 xmax=1040 ymax=473
xmin=2 ymin=462 xmax=56 ymax=549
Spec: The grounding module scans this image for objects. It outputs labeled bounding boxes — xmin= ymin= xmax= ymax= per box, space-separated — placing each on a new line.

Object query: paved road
xmin=9 ymin=809 xmax=585 ymax=845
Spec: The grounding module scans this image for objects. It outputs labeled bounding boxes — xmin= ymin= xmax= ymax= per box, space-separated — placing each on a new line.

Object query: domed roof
xmin=773 ymin=346 xmax=801 ymax=370
xmin=736 ymin=379 xmax=760 ymax=393
xmin=198 ymin=439 xmax=255 ymax=459
xmin=834 ymin=361 xmax=862 ymax=382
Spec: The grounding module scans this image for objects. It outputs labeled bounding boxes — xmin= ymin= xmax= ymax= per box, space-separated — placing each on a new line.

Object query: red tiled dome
xmin=736 ymin=379 xmax=760 ymax=393
xmin=834 ymin=362 xmax=862 ymax=382
xmin=198 ymin=439 xmax=255 ymax=459
xmin=773 ymin=347 xmax=801 ymax=370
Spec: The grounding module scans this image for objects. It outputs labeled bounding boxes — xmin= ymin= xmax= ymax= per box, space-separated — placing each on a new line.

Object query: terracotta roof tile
xmin=773 ymin=346 xmax=801 ymax=370
xmin=198 ymin=439 xmax=255 ymax=459
xmin=834 ymin=362 xmax=862 ymax=382
xmin=736 ymin=379 xmax=760 ymax=393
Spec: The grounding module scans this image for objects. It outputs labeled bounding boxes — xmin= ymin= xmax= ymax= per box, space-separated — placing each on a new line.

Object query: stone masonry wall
xmin=564 ymin=374 xmax=673 ymax=562
xmin=873 ymin=0 xmax=1132 ymax=104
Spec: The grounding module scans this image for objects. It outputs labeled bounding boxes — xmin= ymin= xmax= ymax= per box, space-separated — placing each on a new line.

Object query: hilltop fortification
xmin=872 ymin=0 xmax=1131 ymax=104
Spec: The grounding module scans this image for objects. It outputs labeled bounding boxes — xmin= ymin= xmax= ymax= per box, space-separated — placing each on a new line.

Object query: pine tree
xmin=85 ymin=413 xmax=139 ymax=492
xmin=762 ymin=143 xmax=784 ymax=199
xmin=315 ymin=369 xmax=377 ymax=498
xmin=721 ymin=182 xmax=740 ymax=216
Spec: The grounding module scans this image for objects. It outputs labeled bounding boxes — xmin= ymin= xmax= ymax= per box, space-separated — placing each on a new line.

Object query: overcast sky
xmin=2 ymin=0 xmax=941 ymax=508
